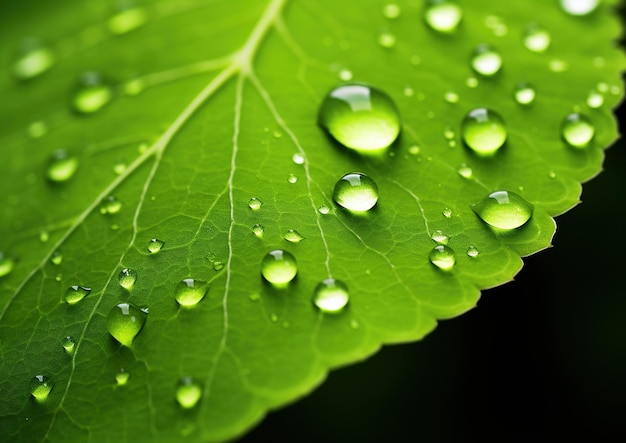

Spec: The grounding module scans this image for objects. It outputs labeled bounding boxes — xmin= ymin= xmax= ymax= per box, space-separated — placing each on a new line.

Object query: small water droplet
xmin=442 ymin=207 xmax=452 ymax=218
xmin=62 ymin=336 xmax=75 ymax=354
xmin=338 ymin=68 xmax=353 ymax=81
xmin=318 ymin=83 xmax=401 ymax=153
xmin=100 ymin=196 xmax=122 ymax=214
xmin=597 ymin=82 xmax=609 ymax=93
xmin=514 ymin=83 xmax=536 ymax=105
xmin=457 ymin=164 xmax=473 ymax=179
xmin=249 ymin=293 xmax=260 ymax=301
xmin=147 ymin=238 xmax=165 ymax=254
xmin=410 ymin=54 xmax=422 ymax=65
xmin=318 ymin=205 xmax=330 ymax=215
xmin=587 ymin=90 xmax=604 ymax=108
xmin=47 ymin=150 xmax=78 ymax=183
xmin=123 ymin=78 xmax=145 ymax=96
xmin=252 ymin=224 xmax=264 ymax=238
xmin=27 ymin=121 xmax=48 ymax=139
xmin=118 ymin=268 xmax=137 ymax=290
xmin=292 ymin=153 xmax=305 ymax=165
xmin=39 ymin=231 xmax=49 ymax=243
xmin=424 ymin=0 xmax=463 ymax=33
xmin=287 ymin=174 xmax=298 ymax=184
xmin=175 ymin=278 xmax=209 ymax=307
xmin=13 ymin=39 xmax=55 ymax=80
xmin=55 ymin=273 xmax=62 ymax=282
xmin=408 ymin=145 xmax=420 ymax=155
xmin=377 ymin=31 xmax=396 ymax=48
xmin=465 ymin=77 xmax=479 ymax=88
xmin=549 ymin=59 xmax=569 ymax=72
xmin=443 ymin=126 xmax=455 ymax=140
xmin=548 ymin=170 xmax=557 ymax=179
xmin=272 ymin=130 xmax=282 ymax=139
xmin=471 ymin=190 xmax=534 ymax=230
xmin=402 ymin=86 xmax=415 ymax=98
xmin=248 ymin=197 xmax=263 ymax=210
xmin=561 ymin=113 xmax=594 ymax=148
xmin=466 ymin=246 xmax=480 ymax=257
xmin=350 ymin=319 xmax=360 ymax=329
xmin=50 ymin=250 xmax=63 ymax=265
xmin=470 ymin=44 xmax=502 ymax=77
xmin=106 ymin=302 xmax=147 ymax=347
xmin=523 ymin=23 xmax=550 ymax=53
xmin=383 ymin=3 xmax=401 ymax=19
xmin=30 ymin=375 xmax=53 ymax=402
xmin=213 ymin=261 xmax=224 ymax=271
xmin=284 ymin=229 xmax=305 ymax=243
xmin=115 ymin=368 xmax=129 ymax=386
xmin=270 ymin=313 xmax=279 ymax=322
xmin=431 ymin=230 xmax=449 ymax=245
xmin=461 ymin=108 xmax=507 ymax=156
xmin=333 ymin=172 xmax=378 ymax=212
xmin=560 ymin=0 xmax=599 ymax=16
xmin=610 ymin=85 xmax=620 ymax=95
xmin=113 ymin=162 xmax=127 ymax=175
xmin=429 ymin=245 xmax=456 ymax=271
xmin=64 ymin=285 xmax=91 ymax=305
xmin=73 ymin=71 xmax=113 ymax=114
xmin=261 ymin=250 xmax=298 ymax=285
xmin=108 ymin=7 xmax=147 ymax=35
xmin=176 ymin=377 xmax=202 ymax=409
xmin=312 ymin=278 xmax=349 ymax=313
xmin=444 ymin=91 xmax=459 ymax=103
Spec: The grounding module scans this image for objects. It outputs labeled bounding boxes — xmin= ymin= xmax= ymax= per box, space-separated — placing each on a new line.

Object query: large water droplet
xmin=73 ymin=71 xmax=113 ymax=114
xmin=312 ymin=278 xmax=349 ymax=313
xmin=116 ymin=368 xmax=129 ymax=386
xmin=471 ymin=190 xmax=534 ymax=230
xmin=461 ymin=108 xmax=507 ymax=156
xmin=47 ymin=150 xmax=78 ymax=183
xmin=429 ymin=245 xmax=455 ymax=271
xmin=108 ymin=7 xmax=147 ymax=35
xmin=0 ymin=253 xmax=15 ymax=278
xmin=431 ymin=230 xmax=449 ymax=245
xmin=470 ymin=44 xmax=502 ymax=77
xmin=523 ymin=23 xmax=551 ymax=53
xmin=424 ymin=0 xmax=462 ymax=33
xmin=30 ymin=375 xmax=53 ymax=402
xmin=561 ymin=113 xmax=595 ymax=148
xmin=176 ymin=377 xmax=202 ymax=409
xmin=13 ymin=39 xmax=55 ymax=80
xmin=318 ymin=83 xmax=401 ymax=153
xmin=261 ymin=250 xmax=298 ymax=285
xmin=514 ymin=83 xmax=536 ymax=105
xmin=560 ymin=0 xmax=599 ymax=16
xmin=248 ymin=197 xmax=263 ymax=210
xmin=118 ymin=268 xmax=137 ymax=290
xmin=106 ymin=303 xmax=147 ymax=347
xmin=64 ymin=285 xmax=91 ymax=305
xmin=284 ymin=230 xmax=305 ymax=243
xmin=175 ymin=278 xmax=209 ymax=307
xmin=147 ymin=238 xmax=165 ymax=254
xmin=333 ymin=172 xmax=379 ymax=212
xmin=62 ymin=336 xmax=76 ymax=354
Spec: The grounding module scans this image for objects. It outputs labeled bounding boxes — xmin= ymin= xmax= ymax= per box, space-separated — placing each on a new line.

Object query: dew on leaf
xmin=50 ymin=250 xmax=63 ymax=265
xmin=467 ymin=246 xmax=480 ymax=257
xmin=429 ymin=245 xmax=456 ymax=271
xmin=64 ymin=285 xmax=91 ymax=305
xmin=147 ymin=238 xmax=165 ymax=254
xmin=470 ymin=44 xmax=502 ymax=77
xmin=333 ymin=172 xmax=379 ymax=212
xmin=261 ymin=250 xmax=298 ymax=285
xmin=383 ymin=3 xmax=401 ymax=19
xmin=106 ymin=303 xmax=147 ymax=347
xmin=377 ymin=31 xmax=396 ymax=48
xmin=176 ymin=377 xmax=202 ymax=409
xmin=39 ymin=231 xmax=49 ymax=243
xmin=318 ymin=205 xmax=330 ymax=215
xmin=549 ymin=59 xmax=569 ymax=72
xmin=587 ymin=91 xmax=604 ymax=109
xmin=338 ymin=68 xmax=353 ymax=81
xmin=27 ymin=121 xmax=48 ymax=139
xmin=561 ymin=113 xmax=595 ymax=148
xmin=560 ymin=0 xmax=599 ymax=16
xmin=287 ymin=174 xmax=298 ymax=184
xmin=30 ymin=375 xmax=53 ymax=402
xmin=444 ymin=91 xmax=459 ymax=103
xmin=442 ymin=207 xmax=452 ymax=218
xmin=118 ymin=268 xmax=137 ymax=290
xmin=461 ymin=108 xmax=507 ymax=156
xmin=424 ymin=0 xmax=462 ymax=33
xmin=471 ymin=190 xmax=534 ymax=230
xmin=312 ymin=278 xmax=350 ymax=313
xmin=47 ymin=150 xmax=78 ymax=183
xmin=72 ymin=71 xmax=113 ymax=114
xmin=123 ymin=78 xmax=145 ymax=96
xmin=408 ymin=145 xmax=420 ymax=155
xmin=318 ymin=83 xmax=401 ymax=153
xmin=175 ymin=278 xmax=209 ymax=308
xmin=523 ymin=23 xmax=550 ymax=53
xmin=514 ymin=83 xmax=536 ymax=105
xmin=107 ymin=7 xmax=147 ymax=35
xmin=252 ymin=224 xmax=264 ymax=238
xmin=62 ymin=336 xmax=76 ymax=354
xmin=12 ymin=39 xmax=55 ymax=80
xmin=213 ymin=261 xmax=224 ymax=271
xmin=55 ymin=274 xmax=62 ymax=282
xmin=466 ymin=77 xmax=479 ymax=88
xmin=457 ymin=164 xmax=472 ymax=178
xmin=100 ymin=196 xmax=122 ymax=214
xmin=113 ymin=162 xmax=127 ymax=175
xmin=116 ymin=368 xmax=129 ymax=386
xmin=403 ymin=86 xmax=415 ymax=98
xmin=249 ymin=293 xmax=260 ymax=302
xmin=443 ymin=126 xmax=455 ymax=140
xmin=292 ymin=153 xmax=305 ymax=165
xmin=248 ymin=197 xmax=263 ymax=210
xmin=431 ymin=230 xmax=449 ymax=245
xmin=284 ymin=230 xmax=305 ymax=243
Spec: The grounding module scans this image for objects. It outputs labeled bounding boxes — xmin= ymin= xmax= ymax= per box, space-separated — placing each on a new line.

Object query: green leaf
xmin=0 ymin=0 xmax=623 ymax=441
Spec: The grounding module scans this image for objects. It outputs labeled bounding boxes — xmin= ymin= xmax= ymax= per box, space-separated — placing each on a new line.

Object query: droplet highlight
xmin=118 ymin=268 xmax=137 ymax=290
xmin=30 ymin=375 xmax=53 ymax=402
xmin=252 ymin=224 xmax=264 ymax=238
xmin=50 ymin=250 xmax=63 ymax=265
xmin=62 ymin=336 xmax=76 ymax=354
xmin=64 ymin=285 xmax=91 ymax=305
xmin=175 ymin=278 xmax=209 ymax=308
xmin=73 ymin=71 xmax=113 ymax=114
xmin=514 ymin=83 xmax=536 ymax=105
xmin=106 ymin=303 xmax=148 ymax=347
xmin=560 ymin=0 xmax=599 ymax=16
xmin=248 ymin=197 xmax=263 ymax=210
xmin=116 ymin=368 xmax=129 ymax=386
xmin=284 ymin=230 xmax=305 ymax=243
xmin=471 ymin=190 xmax=534 ymax=230
xmin=13 ymin=39 xmax=55 ymax=80
xmin=147 ymin=238 xmax=164 ymax=254
xmin=461 ymin=108 xmax=507 ymax=156
xmin=429 ymin=245 xmax=456 ymax=271
xmin=333 ymin=172 xmax=379 ymax=212
xmin=523 ymin=23 xmax=550 ymax=53
xmin=0 ymin=253 xmax=14 ymax=278
xmin=261 ymin=250 xmax=298 ymax=285
xmin=100 ymin=196 xmax=122 ymax=214
xmin=176 ymin=377 xmax=202 ymax=409
xmin=107 ymin=7 xmax=147 ymax=35
xmin=431 ymin=230 xmax=449 ymax=245
xmin=561 ymin=113 xmax=594 ymax=148
xmin=424 ymin=0 xmax=462 ymax=33
xmin=47 ymin=150 xmax=78 ymax=183
xmin=467 ymin=246 xmax=480 ymax=258
xmin=470 ymin=44 xmax=502 ymax=77
xmin=312 ymin=278 xmax=350 ymax=313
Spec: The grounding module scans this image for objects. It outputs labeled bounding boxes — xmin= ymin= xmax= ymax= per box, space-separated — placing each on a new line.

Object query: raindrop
xmin=443 ymin=126 xmax=455 ymax=140
xmin=284 ymin=230 xmax=305 ymax=243
xmin=523 ymin=23 xmax=550 ymax=53
xmin=28 ymin=121 xmax=48 ymax=139
xmin=100 ymin=196 xmax=122 ymax=214
xmin=442 ymin=207 xmax=452 ymax=218
xmin=62 ymin=336 xmax=76 ymax=354
xmin=549 ymin=59 xmax=568 ymax=72
xmin=175 ymin=278 xmax=209 ymax=308
xmin=470 ymin=44 xmax=502 ymax=77
xmin=383 ymin=3 xmax=401 ymax=19
xmin=424 ymin=0 xmax=462 ymax=33
xmin=587 ymin=90 xmax=604 ymax=109
xmin=403 ymin=86 xmax=415 ymax=97
xmin=466 ymin=77 xmax=479 ymax=88
xmin=561 ymin=113 xmax=594 ymax=148
xmin=471 ymin=190 xmax=534 ymax=230
xmin=107 ymin=7 xmax=147 ymax=35
xmin=118 ymin=268 xmax=137 ymax=290
xmin=292 ymin=153 xmax=305 ymax=165
xmin=338 ymin=69 xmax=353 ymax=81
xmin=12 ymin=39 xmax=55 ymax=80
xmin=312 ymin=278 xmax=350 ymax=313
xmin=514 ymin=83 xmax=536 ymax=105
xmin=272 ymin=130 xmax=282 ymax=139
xmin=377 ymin=31 xmax=396 ymax=48
xmin=51 ymin=250 xmax=63 ymax=265
xmin=560 ymin=0 xmax=599 ymax=16
xmin=350 ymin=319 xmax=360 ymax=329
xmin=73 ymin=71 xmax=113 ymax=114
xmin=467 ymin=246 xmax=480 ymax=257
xmin=408 ymin=145 xmax=420 ymax=155
xmin=431 ymin=230 xmax=449 ymax=245
xmin=213 ymin=261 xmax=224 ymax=271
xmin=318 ymin=83 xmax=401 ymax=153
xmin=106 ymin=302 xmax=148 ymax=347
xmin=147 ymin=238 xmax=165 ymax=254
xmin=113 ymin=162 xmax=127 ymax=175
xmin=248 ymin=197 xmax=263 ymax=210
xmin=548 ymin=170 xmax=557 ymax=179
xmin=333 ymin=172 xmax=379 ymax=212
xmin=444 ymin=91 xmax=459 ymax=103
xmin=457 ymin=164 xmax=473 ymax=178
xmin=46 ymin=150 xmax=78 ymax=183
xmin=116 ymin=368 xmax=129 ymax=386
xmin=261 ymin=250 xmax=298 ymax=285
xmin=252 ymin=224 xmax=264 ymax=237
xmin=287 ymin=174 xmax=298 ymax=184
xmin=124 ymin=78 xmax=144 ymax=96
xmin=30 ymin=375 xmax=53 ymax=402
xmin=461 ymin=108 xmax=507 ymax=156
xmin=176 ymin=377 xmax=202 ymax=409
xmin=318 ymin=205 xmax=330 ymax=215
xmin=39 ymin=231 xmax=49 ymax=243
xmin=429 ymin=245 xmax=456 ymax=271
xmin=64 ymin=285 xmax=91 ymax=305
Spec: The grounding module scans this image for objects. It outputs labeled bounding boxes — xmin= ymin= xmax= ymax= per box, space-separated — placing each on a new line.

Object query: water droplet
xmin=549 ymin=59 xmax=569 ymax=72
xmin=444 ymin=91 xmax=459 ymax=103
xmin=261 ymin=250 xmax=298 ymax=285
xmin=610 ymin=85 xmax=620 ymax=95
xmin=467 ymin=246 xmax=480 ymax=257
xmin=284 ymin=230 xmax=305 ymax=243
xmin=318 ymin=205 xmax=330 ymax=215
xmin=62 ymin=336 xmax=75 ymax=354
xmin=106 ymin=303 xmax=147 ymax=347
xmin=465 ymin=77 xmax=479 ymax=88
xmin=560 ymin=0 xmax=599 ymax=16
xmin=27 ymin=121 xmax=48 ymax=139
xmin=561 ymin=113 xmax=594 ymax=148
xmin=548 ymin=170 xmax=557 ymax=179
xmin=113 ymin=162 xmax=127 ymax=175
xmin=461 ymin=108 xmax=507 ymax=156
xmin=270 ymin=313 xmax=279 ymax=322
xmin=30 ymin=375 xmax=53 ymax=402
xmin=213 ymin=261 xmax=224 ymax=271
xmin=424 ymin=0 xmax=463 ymax=33
xmin=13 ymin=39 xmax=55 ymax=80
xmin=470 ymin=44 xmax=502 ymax=77
xmin=64 ymin=285 xmax=91 ymax=305
xmin=587 ymin=90 xmax=604 ymax=109
xmin=514 ymin=83 xmax=536 ymax=105
xmin=73 ymin=71 xmax=113 ymax=114
xmin=123 ymin=78 xmax=144 ymax=96
xmin=55 ymin=274 xmax=62 ymax=282
xmin=287 ymin=174 xmax=298 ymax=184
xmin=471 ymin=190 xmax=534 ymax=230
xmin=443 ymin=126 xmax=455 ymax=140
xmin=108 ymin=7 xmax=147 ymax=35
xmin=47 ymin=150 xmax=78 ymax=183
xmin=50 ymin=250 xmax=63 ymax=265
xmin=403 ymin=86 xmax=415 ymax=98
xmin=457 ymin=164 xmax=473 ymax=178
xmin=383 ymin=3 xmax=401 ymax=19
xmin=147 ymin=238 xmax=164 ymax=254
xmin=249 ymin=293 xmax=260 ymax=302
xmin=100 ymin=196 xmax=122 ymax=214
xmin=429 ymin=245 xmax=456 ymax=271
xmin=272 ymin=130 xmax=282 ymax=139
xmin=118 ymin=268 xmax=137 ymax=290
xmin=377 ymin=31 xmax=396 ymax=48
xmin=175 ymin=278 xmax=209 ymax=307
xmin=523 ymin=23 xmax=550 ymax=53
xmin=318 ymin=83 xmax=401 ymax=153
xmin=312 ymin=278 xmax=349 ymax=313
xmin=176 ymin=377 xmax=202 ymax=409
xmin=431 ymin=230 xmax=449 ymax=245
xmin=292 ymin=153 xmax=305 ymax=165
xmin=338 ymin=68 xmax=353 ymax=81
xmin=116 ymin=368 xmax=129 ymax=386
xmin=248 ymin=197 xmax=263 ymax=210
xmin=252 ymin=224 xmax=264 ymax=238
xmin=408 ymin=145 xmax=420 ymax=155
xmin=333 ymin=172 xmax=378 ymax=212
xmin=350 ymin=319 xmax=360 ymax=329
xmin=39 ymin=231 xmax=49 ymax=243
xmin=442 ymin=207 xmax=452 ymax=218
